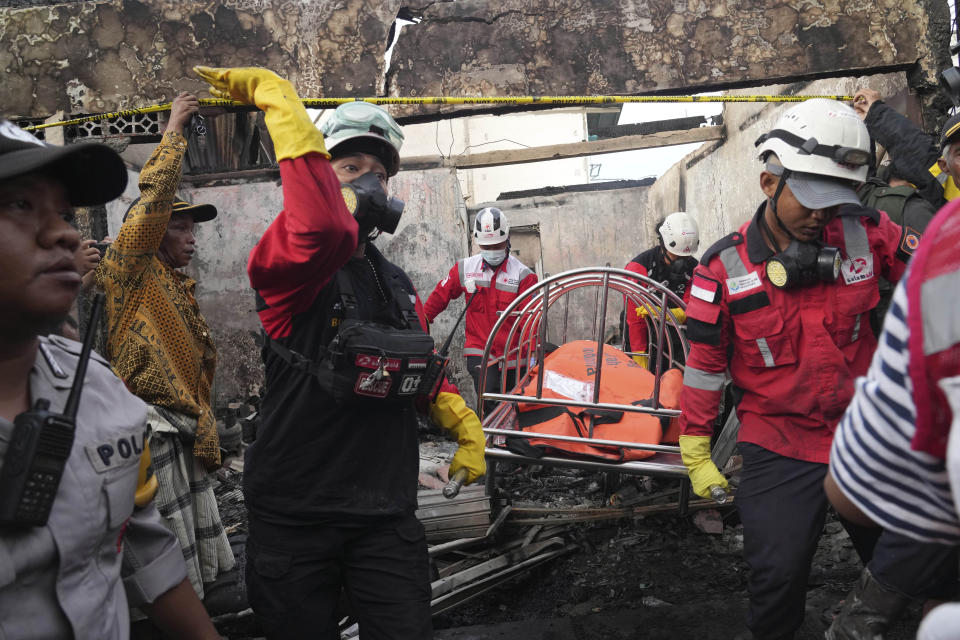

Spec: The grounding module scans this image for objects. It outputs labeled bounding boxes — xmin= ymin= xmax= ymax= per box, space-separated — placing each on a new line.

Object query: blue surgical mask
xmin=481 ymin=248 xmax=507 ymax=266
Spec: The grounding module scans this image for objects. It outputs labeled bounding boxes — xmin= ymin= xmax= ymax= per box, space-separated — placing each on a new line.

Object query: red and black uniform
xmin=623 ymin=246 xmax=695 ymax=360
xmin=425 ymin=253 xmax=536 ymax=405
xmin=243 ymin=153 xmax=435 ymax=638
xmin=680 ymin=203 xmax=910 ymax=639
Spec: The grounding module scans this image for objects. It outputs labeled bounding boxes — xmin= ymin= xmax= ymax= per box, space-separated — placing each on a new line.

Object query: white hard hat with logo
xmin=659 ymin=211 xmax=699 ymax=256
xmin=474 ymin=207 xmax=510 ymax=247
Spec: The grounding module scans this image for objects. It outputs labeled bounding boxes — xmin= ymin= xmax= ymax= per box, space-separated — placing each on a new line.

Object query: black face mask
xmin=339 ymin=172 xmax=405 ymax=237
xmin=765 ymin=237 xmax=841 ymax=288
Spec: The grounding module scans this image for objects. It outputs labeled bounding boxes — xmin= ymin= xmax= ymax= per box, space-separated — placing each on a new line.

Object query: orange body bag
xmin=511 ymin=341 xmax=683 ymax=461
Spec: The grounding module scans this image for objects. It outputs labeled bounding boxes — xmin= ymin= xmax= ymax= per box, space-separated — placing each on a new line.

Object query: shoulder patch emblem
xmin=900 ymin=226 xmax=921 ymax=256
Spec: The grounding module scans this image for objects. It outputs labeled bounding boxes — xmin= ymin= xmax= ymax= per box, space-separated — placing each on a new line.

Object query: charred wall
xmin=2 ymin=0 xmax=950 ymax=120
xmin=0 ymin=0 xmax=400 ymax=118
xmin=390 ymin=0 xmax=950 ymax=111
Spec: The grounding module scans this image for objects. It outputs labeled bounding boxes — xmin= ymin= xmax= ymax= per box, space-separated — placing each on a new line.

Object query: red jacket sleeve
xmin=518 ymin=271 xmax=539 ymax=296
xmin=679 ymin=263 xmax=731 ymax=438
xmin=424 ymin=262 xmax=463 ymax=322
xmin=624 ymin=260 xmax=650 ymax=352
xmin=248 ymin=153 xmax=359 ymax=339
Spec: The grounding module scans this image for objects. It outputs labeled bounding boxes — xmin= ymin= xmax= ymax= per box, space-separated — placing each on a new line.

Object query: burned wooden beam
xmin=590 ymin=115 xmax=719 ymax=140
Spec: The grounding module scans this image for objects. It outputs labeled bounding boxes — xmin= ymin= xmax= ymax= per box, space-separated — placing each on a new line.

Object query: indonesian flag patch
xmin=690 ymin=273 xmax=721 ymax=304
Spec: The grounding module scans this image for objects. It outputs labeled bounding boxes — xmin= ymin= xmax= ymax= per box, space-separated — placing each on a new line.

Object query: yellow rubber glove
xmin=430 ymin=391 xmax=486 ymax=484
xmin=632 ymin=354 xmax=649 ymax=369
xmin=678 ymin=434 xmax=729 ymax=499
xmin=637 ymin=305 xmax=686 ymax=323
xmin=193 ymin=65 xmax=327 ymax=161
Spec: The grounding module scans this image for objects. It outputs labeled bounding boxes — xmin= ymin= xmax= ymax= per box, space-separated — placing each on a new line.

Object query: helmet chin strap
xmin=767 ymin=168 xmax=803 ymax=246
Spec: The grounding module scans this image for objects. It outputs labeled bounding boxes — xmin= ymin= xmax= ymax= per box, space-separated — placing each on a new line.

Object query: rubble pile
xmin=209 ymin=426 xmax=924 ymax=639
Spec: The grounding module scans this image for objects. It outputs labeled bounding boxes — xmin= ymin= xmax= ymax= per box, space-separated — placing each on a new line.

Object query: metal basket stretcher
xmin=478 ymin=267 xmax=697 ymax=512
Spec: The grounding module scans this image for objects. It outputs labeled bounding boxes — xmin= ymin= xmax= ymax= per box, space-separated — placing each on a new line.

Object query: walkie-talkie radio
xmin=0 ymin=294 xmax=104 ymax=527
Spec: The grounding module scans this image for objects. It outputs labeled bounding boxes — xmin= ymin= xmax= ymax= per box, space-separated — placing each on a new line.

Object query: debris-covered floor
xmin=209 ymin=429 xmax=924 ymax=640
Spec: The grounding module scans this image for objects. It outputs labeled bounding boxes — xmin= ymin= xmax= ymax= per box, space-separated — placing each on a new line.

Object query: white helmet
xmin=755 ymin=98 xmax=870 ymax=183
xmin=474 ymin=207 xmax=509 ymax=247
xmin=659 ymin=212 xmax=699 ymax=256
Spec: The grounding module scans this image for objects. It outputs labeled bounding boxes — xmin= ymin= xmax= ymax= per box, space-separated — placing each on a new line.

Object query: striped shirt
xmin=830 ymin=278 xmax=960 ymax=545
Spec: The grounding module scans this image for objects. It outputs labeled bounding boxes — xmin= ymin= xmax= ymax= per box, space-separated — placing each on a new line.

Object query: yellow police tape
xmin=24 ymin=94 xmax=855 ymax=132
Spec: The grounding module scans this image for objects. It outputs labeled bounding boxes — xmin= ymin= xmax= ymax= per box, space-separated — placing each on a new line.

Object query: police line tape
xmin=23 ymin=94 xmax=855 ymax=132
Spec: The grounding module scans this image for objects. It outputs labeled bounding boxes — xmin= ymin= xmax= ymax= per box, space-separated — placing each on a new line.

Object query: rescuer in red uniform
xmin=623 ymin=211 xmax=699 ymax=369
xmin=425 ymin=207 xmax=537 ymax=411
xmin=678 ymin=99 xmax=913 ymax=639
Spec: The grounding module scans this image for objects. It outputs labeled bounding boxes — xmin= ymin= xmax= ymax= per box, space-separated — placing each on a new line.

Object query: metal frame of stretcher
xmin=478 ymin=267 xmax=696 ymax=513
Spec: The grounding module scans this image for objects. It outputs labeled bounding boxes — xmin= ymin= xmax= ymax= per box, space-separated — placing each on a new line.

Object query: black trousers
xmin=736 ymin=443 xmax=862 ymax=640
xmin=869 ymin=527 xmax=959 ymax=601
xmin=245 ymin=511 xmax=432 ymax=640
xmin=466 ymin=355 xmax=516 ymax=415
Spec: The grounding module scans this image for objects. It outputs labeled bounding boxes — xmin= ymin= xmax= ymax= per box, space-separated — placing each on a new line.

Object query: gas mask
xmin=666 ymin=255 xmax=697 ymax=288
xmin=759 ymin=164 xmax=843 ymax=289
xmin=481 ymin=248 xmax=507 ymax=266
xmin=765 ymin=238 xmax=841 ymax=288
xmin=339 ymin=172 xmax=405 ymax=237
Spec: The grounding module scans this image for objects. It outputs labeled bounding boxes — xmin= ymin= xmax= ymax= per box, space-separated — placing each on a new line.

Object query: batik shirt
xmin=95 ymin=131 xmax=219 ymax=468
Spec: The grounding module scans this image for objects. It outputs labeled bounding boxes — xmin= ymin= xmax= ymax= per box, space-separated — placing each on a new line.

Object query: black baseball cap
xmin=123 ymin=197 xmax=217 ymax=223
xmin=172 ymin=198 xmax=217 ymax=223
xmin=940 ymin=113 xmax=960 ymax=150
xmin=0 ymin=119 xmax=127 ymax=206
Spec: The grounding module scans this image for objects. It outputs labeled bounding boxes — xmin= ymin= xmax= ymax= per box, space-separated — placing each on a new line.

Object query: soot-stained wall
xmin=389 ymin=0 xmax=949 ymax=114
xmin=1 ymin=0 xmax=399 ymax=118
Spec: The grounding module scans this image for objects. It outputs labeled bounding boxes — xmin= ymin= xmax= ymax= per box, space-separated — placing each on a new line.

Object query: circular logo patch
xmin=766 ymin=259 xmax=789 ymax=288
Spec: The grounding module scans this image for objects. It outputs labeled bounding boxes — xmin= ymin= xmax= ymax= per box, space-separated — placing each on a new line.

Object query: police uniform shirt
xmin=0 ymin=335 xmax=186 ymax=639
